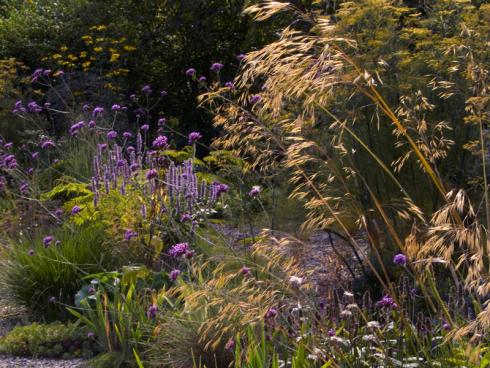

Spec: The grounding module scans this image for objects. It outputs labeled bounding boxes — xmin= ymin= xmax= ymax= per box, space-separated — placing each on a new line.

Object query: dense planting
xmin=0 ymin=1 xmax=489 ymax=367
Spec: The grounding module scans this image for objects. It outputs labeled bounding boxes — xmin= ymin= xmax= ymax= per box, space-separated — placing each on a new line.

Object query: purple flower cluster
xmin=152 ymin=135 xmax=168 ymax=149
xmin=124 ymin=229 xmax=138 ymax=241
xmin=169 ymin=269 xmax=181 ymax=281
xmin=168 ymin=242 xmax=191 ymax=258
xmin=393 ymin=253 xmax=407 ymax=266
xmin=210 ymin=62 xmax=224 ymax=73
xmin=376 ymin=295 xmax=398 ymax=309
xmin=188 ymin=132 xmax=202 ymax=145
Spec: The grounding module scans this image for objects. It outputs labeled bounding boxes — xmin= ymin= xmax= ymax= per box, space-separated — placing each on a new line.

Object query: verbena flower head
xmin=198 ymin=76 xmax=206 ymax=83
xmin=210 ymin=62 xmax=224 ymax=73
xmin=40 ymin=139 xmax=55 ymax=149
xmin=71 ymin=205 xmax=81 ymax=215
xmin=141 ymin=124 xmax=150 ymax=131
xmin=376 ymin=295 xmax=397 ymax=309
xmin=69 ymin=121 xmax=85 ymax=136
xmin=153 ymin=135 xmax=168 ymax=149
xmin=214 ymin=183 xmax=229 ymax=196
xmin=31 ymin=152 xmax=39 ymax=160
xmin=92 ymin=107 xmax=104 ymax=117
xmin=124 ymin=229 xmax=138 ymax=241
xmin=327 ymin=329 xmax=336 ymax=337
xmin=3 ymin=142 xmax=13 ymax=150
xmin=236 ymin=53 xmax=245 ymax=61
xmin=185 ymin=68 xmax=196 ymax=77
xmin=225 ymin=81 xmax=235 ymax=90
xmin=123 ymin=131 xmax=132 ymax=139
xmin=241 ymin=266 xmax=251 ymax=276
xmin=27 ymin=101 xmax=42 ymax=113
xmin=180 ymin=213 xmax=192 ymax=222
xmin=43 ymin=235 xmax=54 ymax=247
xmin=3 ymin=154 xmax=17 ymax=169
xmin=169 ymin=242 xmax=190 ymax=258
xmin=265 ymin=307 xmax=278 ymax=319
xmin=141 ymin=85 xmax=152 ymax=95
xmin=88 ymin=120 xmax=96 ymax=129
xmin=107 ymin=131 xmax=118 ymax=140
xmin=225 ymin=338 xmax=235 ymax=351
xmin=146 ymin=169 xmax=158 ymax=180
xmin=249 ymin=95 xmax=262 ymax=105
xmin=87 ymin=332 xmax=95 ymax=338
xmin=111 ymin=104 xmax=121 ymax=111
xmin=249 ymin=185 xmax=261 ymax=197
xmin=160 ymin=90 xmax=167 ymax=97
xmin=393 ymin=253 xmax=407 ymax=266
xmin=188 ymin=132 xmax=202 ymax=144
xmin=169 ymin=269 xmax=181 ymax=281
xmin=158 ymin=118 xmax=166 ymax=126
xmin=28 ymin=249 xmax=35 ymax=256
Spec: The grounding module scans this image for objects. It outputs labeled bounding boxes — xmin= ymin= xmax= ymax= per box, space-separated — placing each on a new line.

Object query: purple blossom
xmin=40 ymin=140 xmax=55 ymax=149
xmin=160 ymin=90 xmax=167 ymax=97
xmin=3 ymin=154 xmax=17 ymax=169
xmin=88 ymin=120 xmax=96 ymax=129
xmin=107 ymin=131 xmax=118 ymax=140
xmin=141 ymin=124 xmax=150 ymax=131
xmin=3 ymin=142 xmax=13 ymax=150
xmin=27 ymin=168 xmax=34 ymax=175
xmin=69 ymin=121 xmax=85 ymax=136
xmin=158 ymin=118 xmax=166 ymax=126
xmin=146 ymin=169 xmax=158 ymax=180
xmin=147 ymin=304 xmax=158 ymax=319
xmin=124 ymin=229 xmax=138 ymax=241
xmin=198 ymin=76 xmax=206 ymax=83
xmin=92 ymin=107 xmax=104 ymax=117
xmin=376 ymin=295 xmax=398 ymax=309
xmin=27 ymin=101 xmax=42 ymax=113
xmin=44 ymin=102 xmax=51 ymax=108
xmin=180 ymin=213 xmax=192 ymax=222
xmin=248 ymin=185 xmax=261 ymax=197
xmin=19 ymin=183 xmax=29 ymax=195
xmin=98 ymin=143 xmax=108 ymax=151
xmin=87 ymin=332 xmax=95 ymax=338
xmin=188 ymin=132 xmax=202 ymax=145
xmin=169 ymin=269 xmax=181 ymax=281
xmin=327 ymin=329 xmax=336 ymax=337
xmin=168 ymin=242 xmax=190 ymax=258
xmin=43 ymin=235 xmax=54 ymax=247
xmin=28 ymin=249 xmax=35 ymax=256
xmin=214 ymin=183 xmax=229 ymax=196
xmin=249 ymin=95 xmax=262 ymax=105
xmin=111 ymin=104 xmax=121 ymax=111
xmin=265 ymin=307 xmax=278 ymax=319
xmin=141 ymin=85 xmax=152 ymax=94
xmin=152 ymin=135 xmax=168 ymax=149
xmin=225 ymin=81 xmax=235 ymax=90
xmin=225 ymin=338 xmax=235 ymax=351
xmin=236 ymin=53 xmax=245 ymax=61
xmin=48 ymin=296 xmax=57 ymax=304
xmin=393 ymin=253 xmax=407 ymax=266
xmin=123 ymin=131 xmax=132 ymax=139
xmin=82 ymin=104 xmax=90 ymax=111
xmin=210 ymin=62 xmax=224 ymax=73
xmin=241 ymin=266 xmax=251 ymax=276
xmin=31 ymin=152 xmax=39 ymax=160
xmin=71 ymin=205 xmax=82 ymax=215
xmin=129 ymin=94 xmax=137 ymax=101
xmin=55 ymin=240 xmax=61 ymax=247
xmin=185 ymin=68 xmax=196 ymax=77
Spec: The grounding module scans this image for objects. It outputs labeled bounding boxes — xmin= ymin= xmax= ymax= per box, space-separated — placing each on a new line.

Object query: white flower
xmin=289 ymin=276 xmax=304 ymax=288
xmin=367 ymin=321 xmax=381 ymax=329
xmin=343 ymin=291 xmax=354 ymax=298
xmin=340 ymin=310 xmax=352 ymax=318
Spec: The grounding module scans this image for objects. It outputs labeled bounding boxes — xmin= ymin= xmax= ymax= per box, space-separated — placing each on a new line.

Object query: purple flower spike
xmin=169 ymin=242 xmax=190 ymax=258
xmin=107 ymin=131 xmax=118 ymax=140
xmin=146 ymin=169 xmax=158 ymax=180
xmin=393 ymin=253 xmax=407 ymax=266
xmin=188 ymin=132 xmax=202 ymax=145
xmin=185 ymin=68 xmax=196 ymax=77
xmin=152 ymin=135 xmax=168 ymax=149
xmin=169 ymin=269 xmax=181 ymax=281
xmin=71 ymin=205 xmax=81 ymax=215
xmin=210 ymin=62 xmax=224 ymax=73
xmin=124 ymin=229 xmax=138 ymax=241
xmin=376 ymin=295 xmax=398 ymax=309
xmin=43 ymin=235 xmax=54 ymax=247
xmin=147 ymin=304 xmax=158 ymax=319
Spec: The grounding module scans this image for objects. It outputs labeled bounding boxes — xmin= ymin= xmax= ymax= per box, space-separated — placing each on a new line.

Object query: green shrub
xmin=0 ymin=321 xmax=100 ymax=359
xmin=0 ymin=223 xmax=115 ymax=321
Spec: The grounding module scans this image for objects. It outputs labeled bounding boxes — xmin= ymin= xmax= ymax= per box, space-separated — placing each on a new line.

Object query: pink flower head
xmin=168 ymin=242 xmax=190 ymax=258
xmin=152 ymin=135 xmax=168 ymax=149
xmin=188 ymin=132 xmax=202 ymax=145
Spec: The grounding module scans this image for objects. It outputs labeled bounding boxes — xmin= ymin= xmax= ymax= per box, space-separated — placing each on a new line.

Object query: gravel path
xmin=0 ymin=357 xmax=85 ymax=368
